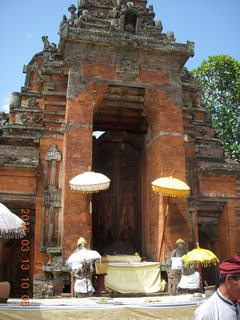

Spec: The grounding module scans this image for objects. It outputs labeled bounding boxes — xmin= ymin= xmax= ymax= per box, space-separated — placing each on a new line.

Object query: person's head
xmin=77 ymin=237 xmax=87 ymax=248
xmin=219 ymin=253 xmax=240 ymax=302
xmin=176 ymin=239 xmax=185 ymax=250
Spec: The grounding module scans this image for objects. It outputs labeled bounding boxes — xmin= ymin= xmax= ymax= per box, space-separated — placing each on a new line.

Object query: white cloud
xmin=0 ymin=96 xmax=10 ymax=113
xmin=25 ymin=32 xmax=33 ymax=39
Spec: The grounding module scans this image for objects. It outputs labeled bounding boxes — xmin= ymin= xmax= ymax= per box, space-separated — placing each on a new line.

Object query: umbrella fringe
xmin=0 ymin=228 xmax=25 ymax=239
xmin=185 ymin=260 xmax=219 ymax=268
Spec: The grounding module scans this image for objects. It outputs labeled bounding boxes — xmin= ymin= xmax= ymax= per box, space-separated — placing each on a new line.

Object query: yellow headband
xmin=77 ymin=237 xmax=87 ymax=245
xmin=176 ymin=238 xmax=185 ymax=244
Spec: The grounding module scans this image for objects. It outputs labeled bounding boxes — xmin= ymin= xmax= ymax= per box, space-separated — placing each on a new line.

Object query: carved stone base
xmin=167 ymin=270 xmax=181 ymax=295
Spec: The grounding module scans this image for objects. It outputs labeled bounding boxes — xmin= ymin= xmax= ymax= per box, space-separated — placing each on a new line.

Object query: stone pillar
xmin=62 ymin=66 xmax=94 ymax=260
xmin=145 ymin=87 xmax=190 ymax=261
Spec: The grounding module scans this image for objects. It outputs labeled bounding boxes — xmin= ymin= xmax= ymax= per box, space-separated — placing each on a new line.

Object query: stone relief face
xmin=116 ymin=48 xmax=139 ymax=80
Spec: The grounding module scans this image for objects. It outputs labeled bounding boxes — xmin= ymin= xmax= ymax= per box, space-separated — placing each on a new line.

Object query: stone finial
xmin=148 ymin=5 xmax=153 ymax=13
xmin=9 ymin=92 xmax=21 ymax=109
xmin=166 ymin=31 xmax=175 ymax=42
xmin=155 ymin=20 xmax=163 ymax=33
xmin=42 ymin=36 xmax=57 ymax=52
xmin=68 ymin=4 xmax=77 ymax=13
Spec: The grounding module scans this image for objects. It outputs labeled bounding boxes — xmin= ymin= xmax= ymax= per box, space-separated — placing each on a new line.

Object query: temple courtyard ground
xmin=0 ymin=293 xmax=205 ymax=319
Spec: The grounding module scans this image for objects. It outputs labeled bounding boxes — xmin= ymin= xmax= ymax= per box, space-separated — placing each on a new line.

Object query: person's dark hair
xmin=219 ymin=274 xmax=227 ymax=284
xmin=219 ymin=273 xmax=240 ymax=284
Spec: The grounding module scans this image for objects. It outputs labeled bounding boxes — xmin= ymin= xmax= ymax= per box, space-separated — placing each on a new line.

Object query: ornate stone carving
xmin=186 ymin=41 xmax=195 ymax=57
xmin=78 ymin=0 xmax=91 ymax=9
xmin=68 ymin=4 xmax=78 ymax=26
xmin=0 ymin=112 xmax=9 ymax=127
xmin=0 ymin=145 xmax=39 ymax=167
xmin=42 ymin=36 xmax=58 ymax=52
xmin=44 ymin=187 xmax=62 ymax=207
xmin=66 ymin=60 xmax=87 ymax=98
xmin=45 ymin=144 xmax=62 ymax=161
xmin=116 ymin=48 xmax=139 ymax=81
xmin=20 ymin=113 xmax=30 ymax=122
xmin=199 ymin=127 xmax=207 ymax=136
xmin=166 ymin=31 xmax=175 ymax=42
xmin=66 ymin=28 xmax=194 ymax=56
xmin=32 ymin=114 xmax=43 ymax=123
xmin=60 ymin=122 xmax=92 ymax=133
xmin=9 ymin=92 xmax=21 ymax=109
xmin=41 ymin=144 xmax=62 ymax=250
xmin=94 ymin=10 xmax=105 ymax=18
xmin=28 ymin=97 xmax=39 ymax=108
xmin=155 ymin=20 xmax=163 ymax=33
xmin=108 ymin=1 xmax=143 ymax=34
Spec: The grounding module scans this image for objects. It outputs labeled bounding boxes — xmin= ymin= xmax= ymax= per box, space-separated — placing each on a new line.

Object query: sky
xmin=0 ymin=0 xmax=239 ymax=112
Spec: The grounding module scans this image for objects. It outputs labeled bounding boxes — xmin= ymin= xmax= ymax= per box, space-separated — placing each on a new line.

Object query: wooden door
xmin=1 ymin=207 xmax=34 ymax=298
xmin=92 ymin=131 xmax=142 ymax=255
xmin=199 ymin=230 xmax=219 ymax=286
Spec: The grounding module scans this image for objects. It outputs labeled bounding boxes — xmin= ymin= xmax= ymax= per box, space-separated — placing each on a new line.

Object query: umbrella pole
xmin=84 ymin=261 xmax=89 ymax=297
xmin=158 ymin=196 xmax=169 ymax=261
xmin=89 ymin=194 xmax=93 ymax=249
xmin=199 ymin=263 xmax=203 ymax=293
xmin=194 ymin=204 xmax=199 ymax=246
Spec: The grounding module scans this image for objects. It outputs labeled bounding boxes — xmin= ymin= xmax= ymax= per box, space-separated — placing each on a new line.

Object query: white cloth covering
xmin=178 ymin=271 xmax=200 ymax=289
xmin=74 ymin=278 xmax=95 ymax=294
xmin=171 ymin=257 xmax=183 ymax=270
xmin=194 ymin=289 xmax=240 ymax=320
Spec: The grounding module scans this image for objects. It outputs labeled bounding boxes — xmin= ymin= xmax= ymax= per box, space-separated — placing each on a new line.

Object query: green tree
xmin=192 ymin=55 xmax=240 ymax=161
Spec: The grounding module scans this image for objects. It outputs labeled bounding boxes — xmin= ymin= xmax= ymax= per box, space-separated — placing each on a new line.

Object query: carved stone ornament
xmin=45 ymin=144 xmax=62 ymax=161
xmin=20 ymin=113 xmax=30 ymax=122
xmin=116 ymin=48 xmax=139 ymax=81
xmin=28 ymin=97 xmax=39 ymax=108
xmin=66 ymin=60 xmax=88 ymax=98
xmin=32 ymin=113 xmax=43 ymax=123
xmin=9 ymin=92 xmax=21 ymax=109
xmin=42 ymin=36 xmax=58 ymax=53
xmin=199 ymin=127 xmax=207 ymax=136
xmin=0 ymin=112 xmax=8 ymax=127
xmin=60 ymin=122 xmax=92 ymax=133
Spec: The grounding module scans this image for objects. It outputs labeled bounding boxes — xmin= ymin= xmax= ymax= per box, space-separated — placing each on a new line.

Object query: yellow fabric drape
xmin=103 ymin=262 xmax=165 ymax=294
xmin=0 ymin=306 xmax=197 ymax=320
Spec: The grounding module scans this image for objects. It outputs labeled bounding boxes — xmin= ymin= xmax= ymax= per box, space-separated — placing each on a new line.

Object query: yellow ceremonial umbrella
xmin=151 ymin=175 xmax=190 ymax=261
xmin=184 ymin=246 xmax=219 ymax=268
xmin=183 ymin=243 xmax=219 ymax=291
xmin=152 ymin=175 xmax=190 ymax=197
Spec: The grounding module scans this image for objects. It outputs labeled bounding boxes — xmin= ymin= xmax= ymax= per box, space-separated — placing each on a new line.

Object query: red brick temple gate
xmin=0 ymin=0 xmax=239 ymax=297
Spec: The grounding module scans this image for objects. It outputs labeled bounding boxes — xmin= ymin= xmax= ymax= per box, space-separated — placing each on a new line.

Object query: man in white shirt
xmin=194 ymin=253 xmax=240 ymax=319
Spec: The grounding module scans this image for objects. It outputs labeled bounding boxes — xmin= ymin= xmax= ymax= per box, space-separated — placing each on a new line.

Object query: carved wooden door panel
xmin=92 ymin=131 xmax=141 ymax=254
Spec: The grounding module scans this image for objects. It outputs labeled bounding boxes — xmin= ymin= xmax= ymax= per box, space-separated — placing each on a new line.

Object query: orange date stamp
xmin=20 ymin=209 xmax=31 ymax=306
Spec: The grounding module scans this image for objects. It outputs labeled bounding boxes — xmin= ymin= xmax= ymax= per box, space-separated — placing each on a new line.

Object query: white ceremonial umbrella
xmin=0 ymin=203 xmax=25 ymax=239
xmin=67 ymin=248 xmax=101 ymax=270
xmin=69 ymin=170 xmax=110 ymax=214
xmin=69 ymin=169 xmax=110 ymax=251
xmin=69 ymin=171 xmax=110 ymax=193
